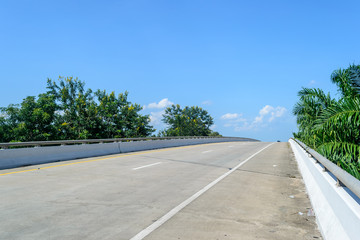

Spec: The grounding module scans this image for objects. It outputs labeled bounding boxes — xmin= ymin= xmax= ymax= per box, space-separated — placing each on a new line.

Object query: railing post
xmin=336 ymin=179 xmax=345 ymax=187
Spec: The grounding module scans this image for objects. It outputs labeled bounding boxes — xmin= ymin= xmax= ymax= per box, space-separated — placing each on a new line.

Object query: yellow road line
xmin=0 ymin=142 xmax=228 ymax=176
xmin=0 ymin=169 xmax=38 ymax=176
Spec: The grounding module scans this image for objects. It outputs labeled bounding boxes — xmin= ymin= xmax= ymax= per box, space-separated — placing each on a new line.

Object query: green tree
xmin=293 ymin=88 xmax=335 ymax=148
xmin=293 ymin=64 xmax=360 ymax=179
xmin=315 ymin=97 xmax=360 ymax=178
xmin=1 ymin=76 xmax=155 ymax=142
xmin=0 ymin=104 xmax=19 ymax=142
xmin=47 ymin=76 xmax=98 ymax=139
xmin=209 ymin=131 xmax=222 ymax=137
xmin=161 ymin=104 xmax=214 ymax=136
xmin=331 ymin=65 xmax=360 ymax=99
xmin=0 ymin=109 xmax=12 ymax=142
xmin=95 ymin=90 xmax=154 ymax=138
xmin=0 ymin=93 xmax=57 ymax=142
xmin=47 ymin=76 xmax=154 ymax=139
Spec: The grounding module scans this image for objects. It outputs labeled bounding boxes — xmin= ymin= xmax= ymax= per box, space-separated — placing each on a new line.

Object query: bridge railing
xmin=0 ymin=136 xmax=258 ymax=170
xmin=0 ymin=136 xmax=258 ymax=149
xmin=293 ymin=138 xmax=360 ymax=200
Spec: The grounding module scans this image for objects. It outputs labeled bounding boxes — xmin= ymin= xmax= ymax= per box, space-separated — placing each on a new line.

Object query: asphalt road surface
xmin=0 ymin=142 xmax=322 ymax=240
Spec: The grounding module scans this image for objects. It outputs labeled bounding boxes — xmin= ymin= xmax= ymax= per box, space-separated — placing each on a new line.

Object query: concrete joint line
xmin=137 ymin=155 xmax=230 ymax=170
xmin=236 ymin=168 xmax=295 ymax=179
xmin=130 ymin=143 xmax=275 ymax=240
xmin=117 ymin=142 xmax=122 ymax=153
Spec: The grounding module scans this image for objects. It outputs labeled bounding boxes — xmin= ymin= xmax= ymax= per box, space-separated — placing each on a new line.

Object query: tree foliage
xmin=0 ymin=93 xmax=57 ymax=142
xmin=160 ymin=104 xmax=215 ymax=136
xmin=293 ymin=64 xmax=360 ymax=179
xmin=0 ymin=76 xmax=154 ymax=142
xmin=94 ymin=89 xmax=153 ymax=138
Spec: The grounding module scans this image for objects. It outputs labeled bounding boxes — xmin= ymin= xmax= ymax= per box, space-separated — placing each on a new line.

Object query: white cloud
xmin=254 ymin=116 xmax=263 ymax=124
xmin=221 ymin=113 xmax=241 ymax=120
xmin=146 ymin=98 xmax=174 ymax=109
xmin=149 ymin=111 xmax=165 ymax=126
xmin=269 ymin=107 xmax=286 ymax=122
xmin=234 ymin=122 xmax=251 ymax=132
xmin=201 ymin=100 xmax=212 ymax=105
xmin=309 ymin=80 xmax=316 ymax=85
xmin=221 ymin=105 xmax=287 ymax=132
xmin=254 ymin=105 xmax=286 ymax=123
xmin=259 ymin=105 xmax=274 ymax=116
xmin=221 ymin=113 xmax=249 ymax=130
xmin=255 ymin=105 xmax=273 ymax=123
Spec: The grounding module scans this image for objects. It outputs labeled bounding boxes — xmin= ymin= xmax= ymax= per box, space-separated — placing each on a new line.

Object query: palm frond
xmin=315 ymin=98 xmax=360 ymax=131
xmin=348 ymin=65 xmax=360 ymax=96
xmin=317 ymin=141 xmax=360 ymax=179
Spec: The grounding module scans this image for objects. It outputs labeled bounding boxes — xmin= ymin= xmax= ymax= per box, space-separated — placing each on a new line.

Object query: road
xmin=0 ymin=142 xmax=322 ymax=240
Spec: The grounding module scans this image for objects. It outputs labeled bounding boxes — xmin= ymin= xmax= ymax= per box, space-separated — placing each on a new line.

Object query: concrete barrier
xmin=118 ymin=138 xmax=254 ymax=153
xmin=0 ymin=143 xmax=120 ymax=170
xmin=289 ymin=139 xmax=360 ymax=240
xmin=0 ymin=137 xmax=253 ymax=170
xmin=119 ymin=139 xmax=193 ymax=153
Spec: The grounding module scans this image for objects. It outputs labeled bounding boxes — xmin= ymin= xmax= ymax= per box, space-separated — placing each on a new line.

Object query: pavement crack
xmin=236 ymin=168 xmax=299 ymax=179
xmin=137 ymin=155 xmax=229 ymax=169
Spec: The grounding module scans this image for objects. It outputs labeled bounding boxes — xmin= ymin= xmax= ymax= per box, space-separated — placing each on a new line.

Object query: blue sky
xmin=1 ymin=0 xmax=359 ymax=141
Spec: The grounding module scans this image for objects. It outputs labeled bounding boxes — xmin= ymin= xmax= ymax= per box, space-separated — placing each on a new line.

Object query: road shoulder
xmin=145 ymin=142 xmax=322 ymax=240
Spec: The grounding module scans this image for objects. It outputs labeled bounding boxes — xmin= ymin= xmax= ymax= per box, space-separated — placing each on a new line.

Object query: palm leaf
xmin=348 ymin=65 xmax=360 ymax=96
xmin=317 ymin=141 xmax=360 ymax=179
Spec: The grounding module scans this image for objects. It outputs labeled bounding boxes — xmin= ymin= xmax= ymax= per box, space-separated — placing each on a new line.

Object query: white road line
xmin=201 ymin=150 xmax=213 ymax=154
xmin=132 ymin=162 xmax=162 ymax=170
xmin=130 ymin=142 xmax=275 ymax=240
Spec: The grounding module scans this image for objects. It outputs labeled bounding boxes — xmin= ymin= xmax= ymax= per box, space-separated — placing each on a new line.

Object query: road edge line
xmin=133 ymin=162 xmax=162 ymax=170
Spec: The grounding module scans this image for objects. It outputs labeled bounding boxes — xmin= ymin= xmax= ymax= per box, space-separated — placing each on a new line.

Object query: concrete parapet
xmin=289 ymin=139 xmax=360 ymax=240
xmin=0 ymin=143 xmax=120 ymax=170
xmin=0 ymin=137 xmax=251 ymax=170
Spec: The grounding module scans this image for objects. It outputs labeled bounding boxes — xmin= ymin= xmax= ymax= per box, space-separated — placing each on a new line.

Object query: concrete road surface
xmin=0 ymin=142 xmax=322 ymax=240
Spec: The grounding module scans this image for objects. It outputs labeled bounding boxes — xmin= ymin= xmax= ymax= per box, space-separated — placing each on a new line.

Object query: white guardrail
xmin=0 ymin=136 xmax=258 ymax=170
xmin=289 ymin=139 xmax=360 ymax=240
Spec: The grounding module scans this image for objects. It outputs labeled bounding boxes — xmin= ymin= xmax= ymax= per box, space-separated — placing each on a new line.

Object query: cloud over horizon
xmin=221 ymin=105 xmax=287 ymax=132
xmin=201 ymin=100 xmax=212 ymax=106
xmin=254 ymin=105 xmax=287 ymax=124
xmin=221 ymin=113 xmax=241 ymax=120
xmin=149 ymin=110 xmax=165 ymax=126
xmin=145 ymin=98 xmax=174 ymax=109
